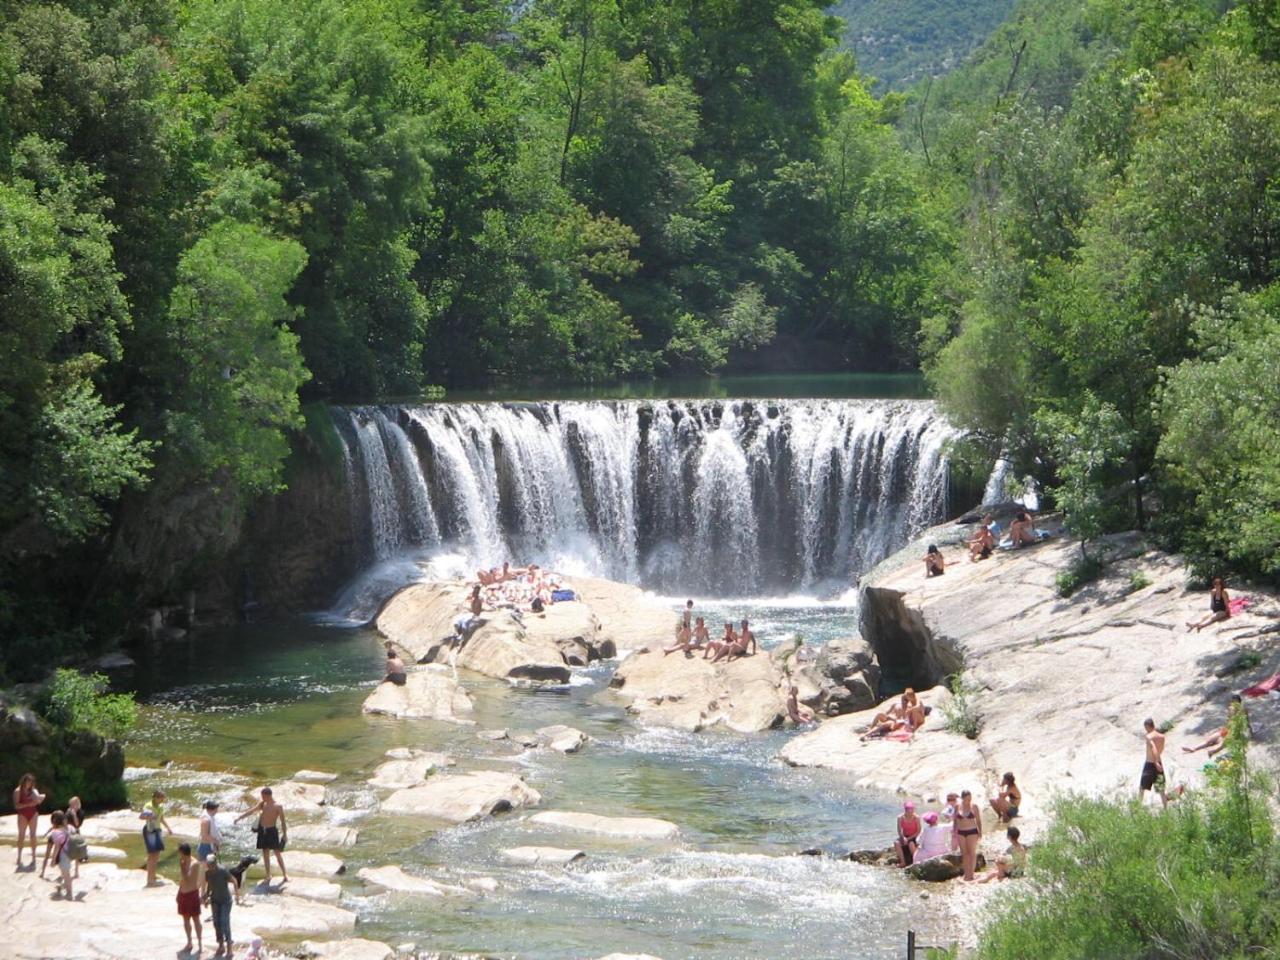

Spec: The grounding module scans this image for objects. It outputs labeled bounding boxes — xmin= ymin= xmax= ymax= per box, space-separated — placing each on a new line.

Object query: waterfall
xmin=333 ymin=399 xmax=958 ymax=597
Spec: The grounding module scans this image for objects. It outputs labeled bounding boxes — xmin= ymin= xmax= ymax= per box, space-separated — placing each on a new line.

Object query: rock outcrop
xmin=381 ymin=771 xmax=541 ymax=822
xmin=0 ymin=705 xmax=126 ymax=813
xmin=356 ymin=865 xmax=469 ymax=897
xmin=502 ymin=846 xmax=586 ymax=865
xmin=905 ymin=852 xmax=985 ymax=883
xmin=361 ymin=666 xmax=475 ymax=723
xmin=783 ymin=524 xmax=1280 ymax=821
xmin=376 ymin=575 xmax=674 ymax=684
xmin=367 ymin=751 xmax=453 ymax=790
xmin=607 ymin=642 xmax=797 ymax=732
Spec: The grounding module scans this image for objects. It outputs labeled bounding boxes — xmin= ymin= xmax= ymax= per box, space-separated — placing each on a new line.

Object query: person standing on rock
xmin=236 ymin=787 xmax=289 ymax=887
xmin=143 ymin=789 xmax=174 ymax=886
xmin=13 ymin=772 xmax=45 ymax=869
xmin=1140 ymin=718 xmax=1168 ymax=806
xmin=176 ymin=843 xmax=203 ymax=954
xmin=40 ymin=810 xmax=74 ymax=899
xmin=202 ymin=852 xmax=237 ymax=957
xmin=679 ymin=599 xmax=694 ymax=637
xmin=197 ymin=799 xmax=222 ymax=864
xmin=955 ymin=790 xmax=983 ymax=881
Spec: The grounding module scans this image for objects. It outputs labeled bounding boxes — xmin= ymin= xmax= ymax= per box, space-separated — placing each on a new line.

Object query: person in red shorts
xmin=176 ymin=843 xmax=202 ymax=954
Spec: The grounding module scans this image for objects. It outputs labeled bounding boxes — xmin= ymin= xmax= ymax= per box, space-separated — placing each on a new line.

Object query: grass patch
xmin=941 ymin=672 xmax=981 ymax=739
xmin=1055 ymin=555 xmax=1105 ymax=597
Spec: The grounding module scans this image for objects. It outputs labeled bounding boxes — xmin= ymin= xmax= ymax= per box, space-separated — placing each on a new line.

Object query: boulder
xmin=846 ymin=847 xmax=896 ymax=866
xmin=537 ymin=724 xmax=587 ymax=753
xmin=528 ymin=811 xmax=678 ymax=840
xmin=503 ymin=846 xmax=586 ymax=865
xmin=288 ymin=823 xmax=359 ymax=848
xmin=252 ymin=780 xmax=327 ymax=813
xmin=367 ymin=753 xmax=453 ymax=790
xmin=294 ymin=769 xmax=339 ymax=783
xmin=361 ymin=665 xmax=475 ymax=723
xmin=285 ymin=851 xmax=347 ymax=877
xmin=298 ymin=940 xmax=394 ymax=960
xmin=381 ymin=771 xmax=541 ymax=823
xmin=906 ymin=852 xmax=986 ymax=882
xmin=565 ymin=576 xmax=675 ymax=654
xmin=607 ymin=645 xmax=791 ymax=732
xmin=87 ymin=844 xmax=127 ymax=861
xmin=356 ymin=865 xmax=469 ymax=897
xmin=477 ymin=729 xmax=509 ymax=741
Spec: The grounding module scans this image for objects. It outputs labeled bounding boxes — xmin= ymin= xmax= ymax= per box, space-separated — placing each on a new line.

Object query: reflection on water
xmin=125 ymin=611 xmax=952 ymax=959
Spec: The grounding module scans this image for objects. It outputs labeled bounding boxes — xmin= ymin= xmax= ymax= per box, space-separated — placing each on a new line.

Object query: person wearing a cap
xmin=917 ymin=811 xmax=951 ymax=861
xmin=894 ymin=801 xmax=922 ymax=866
xmin=197 ymin=800 xmax=222 ymax=864
xmin=201 ymin=850 xmax=237 ymax=956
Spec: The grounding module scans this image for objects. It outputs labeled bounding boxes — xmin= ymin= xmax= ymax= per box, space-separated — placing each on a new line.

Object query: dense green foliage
xmin=832 ymin=0 xmax=1017 ymax=90
xmin=0 ymin=0 xmax=946 ymax=679
xmin=916 ymin=0 xmax=1280 ymax=582
xmin=39 ymin=668 xmax=139 ymax=740
xmin=977 ymin=714 xmax=1280 ymax=959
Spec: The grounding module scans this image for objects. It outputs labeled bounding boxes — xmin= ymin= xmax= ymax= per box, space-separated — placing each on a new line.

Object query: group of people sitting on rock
xmin=922 ymin=508 xmax=1044 ymax=576
xmin=860 ymin=688 xmax=931 ymax=741
xmin=662 ymin=600 xmax=758 ymax=662
xmin=475 ymin=562 xmax=568 ymax=614
xmin=892 ymin=773 xmax=1026 ymax=883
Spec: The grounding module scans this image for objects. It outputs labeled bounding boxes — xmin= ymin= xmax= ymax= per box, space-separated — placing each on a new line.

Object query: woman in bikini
xmin=894 ymin=801 xmax=922 ymax=866
xmin=1187 ymin=577 xmax=1231 ymax=633
xmin=13 ymin=773 xmax=44 ymax=869
xmin=989 ymin=772 xmax=1021 ymax=821
xmin=923 ymin=544 xmax=946 ymax=577
xmin=955 ymin=789 xmax=983 ymax=881
xmin=704 ymin=622 xmax=738 ymax=660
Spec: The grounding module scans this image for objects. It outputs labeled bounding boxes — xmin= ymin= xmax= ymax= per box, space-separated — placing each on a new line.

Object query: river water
xmin=124 ymin=608 xmax=955 ymax=959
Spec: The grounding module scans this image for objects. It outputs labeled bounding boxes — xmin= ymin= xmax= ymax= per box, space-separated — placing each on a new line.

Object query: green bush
xmin=1055 ymin=555 xmax=1105 ymax=597
xmin=39 ymin=669 xmax=138 ymax=741
xmin=1126 ymin=570 xmax=1152 ymax=593
xmin=941 ymin=672 xmax=981 ymax=739
xmin=976 ymin=714 xmax=1279 ymax=960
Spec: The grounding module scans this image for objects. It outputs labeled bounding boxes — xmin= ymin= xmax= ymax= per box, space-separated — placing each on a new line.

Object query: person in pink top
xmin=894 ymin=801 xmax=922 ymax=866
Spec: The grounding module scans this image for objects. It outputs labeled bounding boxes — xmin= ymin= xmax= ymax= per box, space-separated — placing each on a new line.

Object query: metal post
xmin=907 ymin=929 xmax=916 ymax=958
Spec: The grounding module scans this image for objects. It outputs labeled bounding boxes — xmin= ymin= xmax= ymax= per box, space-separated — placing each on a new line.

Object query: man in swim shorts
xmin=1139 ymin=717 xmax=1167 ymax=806
xmin=236 ymin=787 xmax=288 ymax=886
xmin=176 ymin=843 xmax=203 ymax=954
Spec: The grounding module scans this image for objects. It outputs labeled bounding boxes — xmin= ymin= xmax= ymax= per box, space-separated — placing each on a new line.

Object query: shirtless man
xmin=786 ymin=686 xmax=815 ymax=724
xmin=176 ymin=842 xmax=203 ymax=954
xmin=712 ymin=619 xmax=757 ymax=663
xmin=967 ymin=521 xmax=995 ymax=561
xmin=1140 ymin=718 xmax=1167 ymax=806
xmin=663 ymin=622 xmax=695 ymax=656
xmin=383 ymin=650 xmax=407 ymax=685
xmin=236 ymin=787 xmax=288 ymax=886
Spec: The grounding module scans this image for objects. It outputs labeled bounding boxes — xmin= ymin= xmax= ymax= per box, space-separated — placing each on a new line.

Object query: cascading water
xmin=332 ymin=399 xmax=957 ymax=602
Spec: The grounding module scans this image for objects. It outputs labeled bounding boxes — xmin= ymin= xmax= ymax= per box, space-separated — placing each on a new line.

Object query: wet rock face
xmin=859 ymin=585 xmax=962 ymax=690
xmin=0 ymin=706 xmax=126 ymax=813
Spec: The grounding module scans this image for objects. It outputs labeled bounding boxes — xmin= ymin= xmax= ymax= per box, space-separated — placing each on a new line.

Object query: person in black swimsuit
xmin=955 ymin=789 xmax=983 ymax=881
xmin=1187 ymin=576 xmax=1231 ymax=633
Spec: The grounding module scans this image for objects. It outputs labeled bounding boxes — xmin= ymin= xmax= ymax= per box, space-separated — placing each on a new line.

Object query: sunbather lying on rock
xmin=862 ymin=703 xmax=930 ymax=740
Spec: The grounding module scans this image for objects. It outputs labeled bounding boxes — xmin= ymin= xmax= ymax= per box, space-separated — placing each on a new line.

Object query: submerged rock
xmin=537 ymin=724 xmax=588 ymax=753
xmin=361 ymin=666 xmax=475 ymax=723
xmin=381 ymin=771 xmax=541 ymax=822
xmin=294 ymin=769 xmax=339 ymax=783
xmin=356 ymin=865 xmax=469 ymax=897
xmin=528 ymin=810 xmax=678 ymax=839
xmin=502 ymin=846 xmax=586 ymax=865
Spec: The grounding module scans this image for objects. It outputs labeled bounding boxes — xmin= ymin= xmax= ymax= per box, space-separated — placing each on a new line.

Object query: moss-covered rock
xmin=0 ymin=705 xmax=126 ymax=813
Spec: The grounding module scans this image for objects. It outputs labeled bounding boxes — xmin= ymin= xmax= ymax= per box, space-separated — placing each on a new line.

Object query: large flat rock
xmin=288 ymin=823 xmax=360 ymax=848
xmin=356 ymin=865 xmax=469 ymax=897
xmin=784 ymin=527 xmax=1280 ymax=822
xmin=381 ymin=771 xmax=541 ymax=822
xmin=607 ymin=643 xmax=793 ymax=732
xmin=503 ymin=846 xmax=586 ymax=865
xmin=361 ymin=665 xmax=475 ymax=723
xmin=0 ymin=854 xmax=354 ymax=959
xmin=367 ymin=752 xmax=453 ymax=790
xmin=285 ymin=851 xmax=347 ymax=878
xmin=528 ymin=811 xmax=678 ymax=840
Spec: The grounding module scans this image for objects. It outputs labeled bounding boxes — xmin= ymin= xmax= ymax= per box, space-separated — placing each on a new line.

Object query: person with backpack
xmin=64 ymin=796 xmax=86 ymax=879
xmin=39 ymin=810 xmax=75 ymax=900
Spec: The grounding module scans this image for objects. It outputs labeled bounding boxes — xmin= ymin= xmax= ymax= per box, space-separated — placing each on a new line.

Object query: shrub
xmin=39 ymin=668 xmax=138 ymax=741
xmin=1055 ymin=555 xmax=1105 ymax=597
xmin=1127 ymin=570 xmax=1152 ymax=593
xmin=941 ymin=672 xmax=981 ymax=739
xmin=975 ymin=714 xmax=1279 ymax=960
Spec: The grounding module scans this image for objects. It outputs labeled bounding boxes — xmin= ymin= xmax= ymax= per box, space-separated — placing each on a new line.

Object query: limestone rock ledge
xmin=783 ymin=526 xmax=1280 ymax=819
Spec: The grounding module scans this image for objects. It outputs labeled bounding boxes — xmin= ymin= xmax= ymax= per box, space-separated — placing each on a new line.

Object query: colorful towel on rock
xmin=1242 ymin=672 xmax=1280 ymax=698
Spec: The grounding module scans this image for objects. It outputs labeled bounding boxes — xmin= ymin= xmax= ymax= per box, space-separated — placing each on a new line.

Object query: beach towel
xmin=886 ymin=729 xmax=915 ymax=742
xmin=551 ymin=589 xmax=576 ymax=602
xmin=1242 ymin=673 xmax=1280 ymax=698
xmin=1229 ymin=596 xmax=1251 ymax=617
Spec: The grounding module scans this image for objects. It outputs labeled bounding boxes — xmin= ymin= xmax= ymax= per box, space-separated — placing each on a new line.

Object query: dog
xmin=228 ymin=855 xmax=258 ymax=904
